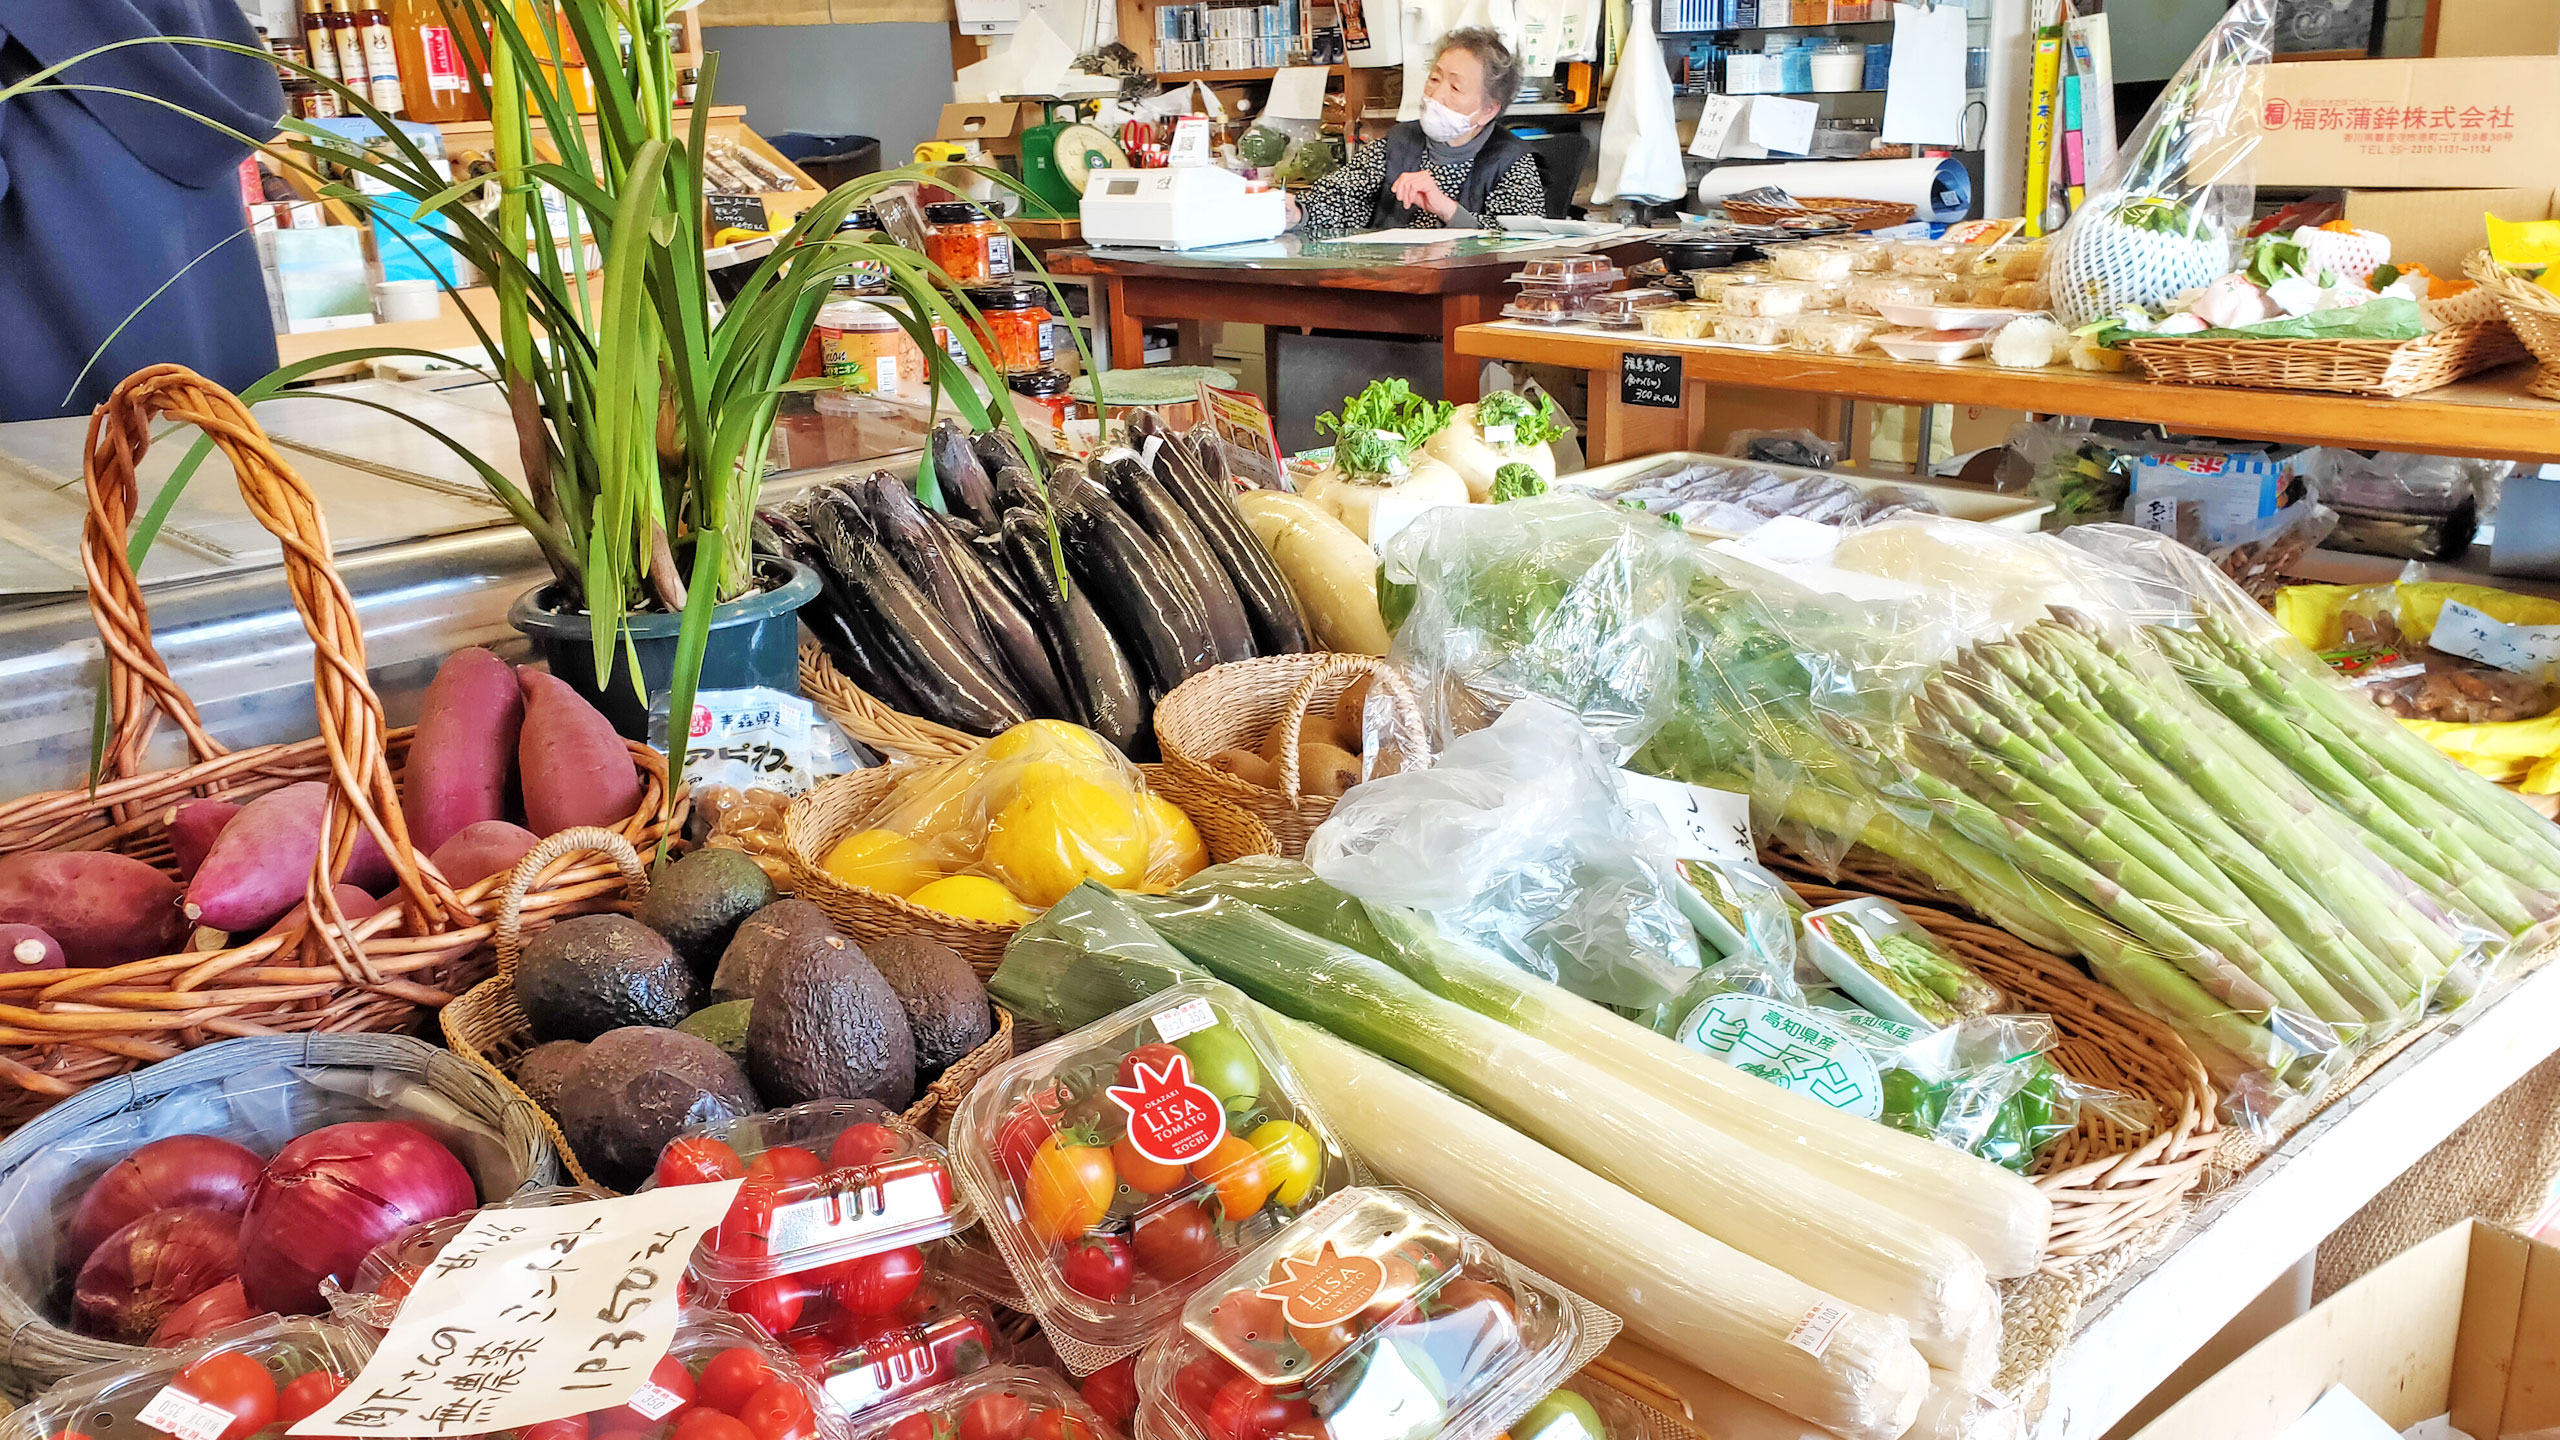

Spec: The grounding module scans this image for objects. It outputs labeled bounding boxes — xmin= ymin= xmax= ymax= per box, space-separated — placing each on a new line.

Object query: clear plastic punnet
xmin=948 ymin=981 xmax=1360 ymax=1373
xmin=850 ymin=1365 xmax=1109 ymax=1440
xmin=1134 ymin=1187 xmax=1601 ymax=1440
xmin=3 ymin=1316 xmax=376 ymax=1440
xmin=647 ymin=1100 xmax=972 ymax=1291
xmin=788 ymin=1289 xmax=1005 ymax=1418
xmin=330 ymin=1184 xmax=610 ymax=1329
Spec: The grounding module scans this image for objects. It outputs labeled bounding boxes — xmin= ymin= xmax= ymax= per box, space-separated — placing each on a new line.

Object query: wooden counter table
xmin=1050 ymin=232 xmax=1654 ymax=405
xmin=1451 ymin=318 xmax=2560 ymax=464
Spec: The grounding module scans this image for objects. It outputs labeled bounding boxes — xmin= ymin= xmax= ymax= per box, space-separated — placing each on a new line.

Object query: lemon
xmin=984 ymin=719 xmax=1117 ymax=765
xmin=1143 ymin=794 xmax=1210 ymax=885
xmin=820 ymin=828 xmax=942 ymax=897
xmin=983 ymin=776 xmax=1149 ymax=907
xmin=906 ymin=874 xmax=1039 ymax=925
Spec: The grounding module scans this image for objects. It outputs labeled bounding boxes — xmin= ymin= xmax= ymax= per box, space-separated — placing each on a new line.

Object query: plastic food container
xmin=815 ymin=299 xmax=917 ymax=396
xmin=965 ymin=283 xmax=1057 ymax=375
xmin=1502 ymin=288 xmax=1598 ymax=323
xmin=1513 ymin=255 xmax=1620 ymax=284
xmin=927 ymin=201 xmax=1014 ymax=283
xmin=1134 ymin=1187 xmax=1609 ymax=1440
xmin=1832 ymin=235 xmax=1894 ymax=273
xmin=1947 ymin=270 xmax=2014 ymax=306
xmin=949 ymin=980 xmax=1360 ymax=1371
xmin=1847 ymin=274 xmax=1945 ymax=314
xmin=1791 ymin=313 xmax=1884 ymax=355
xmin=1587 ymin=289 xmax=1679 ymax=327
xmin=1722 ymin=280 xmax=1814 ymax=318
xmin=8 ymin=1317 xmax=376 ymax=1440
xmin=649 ymin=1100 xmax=970 ymax=1292
xmin=1810 ymin=42 xmax=1866 ymax=91
xmin=334 ymin=1184 xmax=609 ymax=1329
xmin=1890 ymin=240 xmax=1970 ymax=276
xmin=1874 ymin=329 xmax=1991 ymax=363
xmin=1641 ymin=304 xmax=1720 ymax=340
xmin=852 ymin=1367 xmax=1108 ymax=1440
xmin=1802 ymin=895 xmax=2001 ymax=1028
xmin=786 ymin=1287 xmax=1006 ymax=1417
xmin=1715 ymin=313 xmax=1794 ymax=346
xmin=1769 ymin=243 xmax=1854 ymax=283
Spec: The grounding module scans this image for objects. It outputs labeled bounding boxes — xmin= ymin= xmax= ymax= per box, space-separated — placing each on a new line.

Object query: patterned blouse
xmin=1297 ymin=134 xmax=1548 ymax=234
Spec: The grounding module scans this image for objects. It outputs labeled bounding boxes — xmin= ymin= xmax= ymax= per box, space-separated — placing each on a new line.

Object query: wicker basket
xmin=2119 ymin=316 xmax=2527 ymax=398
xmin=1153 ymin=654 xmax=1429 ymax=859
xmin=1720 ymin=195 xmax=1916 ymax=231
xmin=799 ymin=639 xmax=979 ymax=765
xmin=0 ymin=1031 xmax=560 ymax=1394
xmin=2466 ymin=250 xmax=2560 ymax=398
xmin=0 ymin=369 xmax=677 ymax=1129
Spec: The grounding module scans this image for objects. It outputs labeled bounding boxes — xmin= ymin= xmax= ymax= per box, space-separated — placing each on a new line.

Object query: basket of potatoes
xmin=1152 ymin=653 xmax=1431 ymax=857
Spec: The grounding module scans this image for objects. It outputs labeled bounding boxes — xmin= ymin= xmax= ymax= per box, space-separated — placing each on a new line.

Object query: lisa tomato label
xmin=1257 ymin=1241 xmax=1385 ymax=1328
xmin=1106 ymin=1052 xmax=1226 ymax=1166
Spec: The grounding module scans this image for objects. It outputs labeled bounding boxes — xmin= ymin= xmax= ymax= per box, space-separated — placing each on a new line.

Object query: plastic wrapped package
xmin=1135 ymin=1187 xmax=1611 ymax=1440
xmin=1642 ymin=304 xmax=1721 ymax=340
xmin=792 ymin=1288 xmax=1007 ymax=1417
xmin=1890 ymin=241 xmax=1969 ymax=276
xmin=1717 ymin=314 xmax=1795 ymax=346
xmin=1674 ymin=855 xmax=1800 ymax=972
xmin=1726 ymin=429 xmax=1840 ymax=470
xmin=1799 ymin=897 xmax=2002 ymax=1028
xmin=331 ymin=1184 xmax=609 ymax=1328
xmin=1 ymin=1317 xmax=376 ymax=1440
xmin=1909 ymin=1374 xmax=2027 ymax=1440
xmin=1848 ymin=275 xmax=1944 ymax=314
xmin=1793 ymin=314 xmax=1885 ymax=355
xmin=2317 ymin=579 xmax=2560 ymax=726
xmin=2208 ymin=501 xmax=2338 ymax=606
xmin=1769 ymin=243 xmax=1855 ymax=283
xmin=2003 ymin=417 xmax=2136 ymax=525
xmin=1724 ymin=280 xmax=1816 ymax=318
xmin=946 ymin=981 xmax=1362 ymax=1372
xmin=850 ymin=1366 xmax=1105 ymax=1440
xmin=2313 ymin=450 xmax=2484 ymax=561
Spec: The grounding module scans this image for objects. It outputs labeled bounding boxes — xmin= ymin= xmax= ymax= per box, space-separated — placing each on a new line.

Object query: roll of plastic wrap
xmin=1697 ymin=157 xmax=1973 ymax=223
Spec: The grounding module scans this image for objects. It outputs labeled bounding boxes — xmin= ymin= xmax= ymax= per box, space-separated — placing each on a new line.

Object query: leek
xmin=1124 ymin=893 xmax=1994 ymax=1361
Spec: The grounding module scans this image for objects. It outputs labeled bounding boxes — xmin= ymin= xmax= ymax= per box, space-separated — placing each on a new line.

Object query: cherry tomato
xmin=1191 ymin=1135 xmax=1273 ymax=1221
xmin=1172 ymin=1355 xmax=1240 ymax=1420
xmin=673 ymin=1414 xmax=756 ymax=1440
xmin=277 ymin=1371 xmax=346 ymax=1427
xmin=1026 ymin=1410 xmax=1095 ymax=1440
xmin=1116 ymin=1042 xmax=1185 ymax=1087
xmin=520 ymin=1418 xmax=590 ymax=1440
xmin=829 ymin=1123 xmax=903 ymax=1169
xmin=1058 ymin=1234 xmax=1134 ymax=1302
xmin=736 ymin=1383 xmax=817 ymax=1440
xmin=829 ymin=1245 xmax=926 ymax=1318
xmin=696 ymin=1347 xmax=777 ymax=1414
xmin=712 ymin=1173 xmax=785 ymax=1264
xmin=172 ymin=1351 xmax=278 ymax=1440
xmin=995 ymin=1098 xmax=1057 ymax=1189
xmin=1078 ymin=1357 xmax=1139 ymax=1430
xmin=748 ymin=1145 xmax=824 ymax=1182
xmin=958 ymin=1393 xmax=1030 ymax=1440
xmin=731 ymin=1275 xmax=808 ymax=1336
xmin=1024 ymin=1137 xmax=1115 ymax=1243
xmin=886 ymin=1416 xmax=941 ymax=1440
xmin=1291 ymin=1320 xmax=1356 ymax=1368
xmin=49 ymin=1432 xmax=96 ymax=1440
xmin=1205 ymin=1378 xmax=1311 ymax=1440
xmin=592 ymin=1355 xmax=696 ymax=1433
xmin=1108 ymin=1135 xmax=1187 ymax=1195
xmin=785 ymin=1333 xmax=836 ymax=1372
xmin=657 ymin=1135 xmax=745 ymax=1186
xmin=1132 ymin=1199 xmax=1222 ymax=1280
xmin=1246 ymin=1121 xmax=1321 ymax=1208
xmin=375 ymin=1264 xmax=421 ymax=1306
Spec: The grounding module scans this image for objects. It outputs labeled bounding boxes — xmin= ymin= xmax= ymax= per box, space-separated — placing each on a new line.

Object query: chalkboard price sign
xmin=1620 ymin=352 xmax=1682 ymax=409
xmin=707 ymin=192 xmax=772 ymax=236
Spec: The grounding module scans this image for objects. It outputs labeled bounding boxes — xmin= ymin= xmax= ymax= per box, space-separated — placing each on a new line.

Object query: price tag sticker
xmin=1786 ymin=1301 xmax=1851 ymax=1359
xmin=1367 ymin=490 xmax=1459 ymax=557
xmin=1483 ymin=422 xmax=1516 ymax=446
xmin=140 ymin=1386 xmax=242 ymax=1440
xmin=625 ymin=1385 xmax=686 ymax=1422
xmin=1140 ymin=435 xmax=1165 ymax=471
xmin=1154 ymin=996 xmax=1220 ymax=1041
xmin=2428 ymin=600 xmax=2560 ymax=676
xmin=1618 ymin=770 xmax=1753 ymax=863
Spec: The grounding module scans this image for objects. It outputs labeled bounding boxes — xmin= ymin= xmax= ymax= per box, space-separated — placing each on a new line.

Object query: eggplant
xmin=1149 ymin=432 xmax=1310 ymax=656
xmin=757 ymin=510 xmax=924 ymax=714
xmin=1000 ymin=508 xmax=1147 ymax=754
xmin=993 ymin=464 xmax=1049 ymax=516
xmin=808 ymin=491 xmax=1030 ymax=736
xmin=1095 ymin=449 xmax=1255 ymax=664
xmin=1050 ymin=461 xmax=1217 ymax=698
xmin=974 ymin=428 xmax=1035 ymax=485
xmin=862 ymin=471 xmax=980 ymax=643
xmin=936 ymin=511 xmax=1075 ymax=721
xmin=931 ymin=419 xmax=1001 ymax=530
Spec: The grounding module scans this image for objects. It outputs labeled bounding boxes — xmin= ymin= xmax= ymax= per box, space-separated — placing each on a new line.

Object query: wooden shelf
xmin=1156 ymin=64 xmax=1343 ymax=82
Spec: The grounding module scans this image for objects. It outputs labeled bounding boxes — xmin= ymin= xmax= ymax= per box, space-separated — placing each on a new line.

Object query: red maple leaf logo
xmin=1104 ymin=1051 xmax=1226 ymax=1167
xmin=1256 ymin=1241 xmax=1386 ymax=1329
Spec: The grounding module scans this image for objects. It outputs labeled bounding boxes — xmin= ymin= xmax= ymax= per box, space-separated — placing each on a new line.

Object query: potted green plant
xmin=10 ymin=0 xmax=1063 ymax=774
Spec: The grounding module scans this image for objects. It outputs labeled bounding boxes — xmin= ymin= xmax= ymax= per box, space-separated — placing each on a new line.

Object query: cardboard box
xmin=2342 ymin=187 xmax=2555 ymax=275
xmin=2431 ymin=0 xmax=2560 ymax=58
xmin=2130 ymin=1221 xmax=2560 ymax=1440
xmin=2225 ymin=57 xmax=2560 ymax=190
xmin=936 ymin=102 xmax=1028 ymax=157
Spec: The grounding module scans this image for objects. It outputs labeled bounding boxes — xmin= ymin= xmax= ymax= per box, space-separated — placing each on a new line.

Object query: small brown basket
xmin=1153 ymin=654 xmax=1429 ymax=858
xmin=1719 ymin=195 xmax=1916 ymax=231
xmin=786 ymin=765 xmax=1020 ymax=974
xmin=2119 ymin=316 xmax=2526 ymax=398
xmin=799 ymin=638 xmax=978 ymax=765
xmin=2466 ymin=250 xmax=2560 ymax=398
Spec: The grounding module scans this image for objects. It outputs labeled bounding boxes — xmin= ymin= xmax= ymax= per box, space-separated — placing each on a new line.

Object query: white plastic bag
xmin=1589 ymin=0 xmax=1685 ymax=203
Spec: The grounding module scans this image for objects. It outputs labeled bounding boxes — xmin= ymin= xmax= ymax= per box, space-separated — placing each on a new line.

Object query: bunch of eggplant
xmin=762 ymin=413 xmax=1306 ymax=757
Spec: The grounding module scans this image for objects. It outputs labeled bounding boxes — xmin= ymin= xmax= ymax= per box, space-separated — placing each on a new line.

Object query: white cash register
xmin=1077 ymin=167 xmax=1288 ymax=251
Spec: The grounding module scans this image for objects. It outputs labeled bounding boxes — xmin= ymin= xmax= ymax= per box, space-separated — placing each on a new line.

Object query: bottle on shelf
xmin=358 ymin=0 xmax=404 ymax=115
xmin=326 ymin=0 xmax=371 ymax=105
xmin=299 ymin=0 xmax=342 ymax=89
xmin=388 ymin=0 xmax=485 ymax=123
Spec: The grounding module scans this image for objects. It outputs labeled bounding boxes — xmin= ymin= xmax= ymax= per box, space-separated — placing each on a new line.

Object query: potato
xmin=186 ymin=782 xmax=395 ymax=933
xmin=164 ymin=798 xmax=242 ymax=881
xmin=0 ymin=852 xmax=186 ymax=968
xmin=430 ymin=820 xmax=543 ymax=889
xmin=403 ymin=647 xmax=525 ymax=853
xmin=1296 ymin=742 xmax=1362 ymax=799
xmin=1211 ymin=747 xmax=1279 ymax=790
xmin=518 ymin=671 xmax=642 ymax=836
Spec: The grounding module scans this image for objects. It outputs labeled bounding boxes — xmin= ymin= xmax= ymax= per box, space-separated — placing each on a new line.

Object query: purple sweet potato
xmin=403 ymin=647 xmax=525 ymax=854
xmin=517 ymin=671 xmax=642 ymax=836
xmin=430 ymin=820 xmax=541 ymax=888
xmin=0 ymin=923 xmax=64 ymax=974
xmin=185 ymin=782 xmax=395 ymax=933
xmin=164 ymin=799 xmax=243 ymax=881
xmin=0 ymin=852 xmax=186 ymax=968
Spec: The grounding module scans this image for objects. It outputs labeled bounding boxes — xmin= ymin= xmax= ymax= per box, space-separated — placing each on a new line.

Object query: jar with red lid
xmin=926 ymin=201 xmax=1013 ymax=283
xmin=965 ymin=283 xmax=1055 ymax=374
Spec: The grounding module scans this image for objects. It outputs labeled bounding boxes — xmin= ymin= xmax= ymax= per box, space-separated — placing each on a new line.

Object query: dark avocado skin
xmin=515 ymin=914 xmax=700 ymax=1042
xmin=712 ymin=898 xmax=841 ymax=1003
xmin=514 ymin=1039 xmax=587 ymax=1116
xmin=746 ymin=933 xmax=917 ymax=1110
xmin=866 ymin=933 xmax=992 ymax=1077
xmin=676 ymin=999 xmax=755 ymax=1064
xmin=638 ymin=848 xmax=780 ymax=979
xmin=557 ymin=1026 xmax=760 ymax=1190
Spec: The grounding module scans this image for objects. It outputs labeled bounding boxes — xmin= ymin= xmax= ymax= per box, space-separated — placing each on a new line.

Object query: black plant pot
xmin=509 ymin=555 xmax=822 ymax=740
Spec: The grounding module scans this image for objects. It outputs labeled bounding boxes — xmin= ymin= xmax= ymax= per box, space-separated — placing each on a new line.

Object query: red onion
xmin=67 ymin=1134 xmax=263 ymax=1270
xmin=238 ymin=1121 xmax=476 ymax=1315
xmin=73 ymin=1207 xmax=242 ymax=1343
xmin=150 ymin=1277 xmax=257 ymax=1348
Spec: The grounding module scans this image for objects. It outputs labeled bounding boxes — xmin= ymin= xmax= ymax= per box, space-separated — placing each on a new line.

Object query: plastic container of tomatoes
xmin=327 ymin=1184 xmax=612 ymax=1330
xmin=948 ymin=981 xmax=1360 ymax=1374
xmin=555 ymin=1307 xmax=850 ymax=1440
xmin=785 ymin=1290 xmax=1006 ymax=1419
xmin=850 ymin=1366 xmax=1111 ymax=1440
xmin=2 ymin=1316 xmax=374 ymax=1440
xmin=928 ymin=1226 xmax=1024 ymax=1310
xmin=1133 ymin=1187 xmax=1616 ymax=1440
xmin=648 ymin=1101 xmax=971 ymax=1296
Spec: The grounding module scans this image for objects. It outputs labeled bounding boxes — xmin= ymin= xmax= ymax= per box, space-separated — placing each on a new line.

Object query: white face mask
xmin=1419 ymin=95 xmax=1481 ymax=144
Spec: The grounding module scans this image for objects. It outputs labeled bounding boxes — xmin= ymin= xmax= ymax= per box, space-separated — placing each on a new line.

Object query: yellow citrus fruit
xmin=820 ymin=829 xmax=942 ymax=897
xmin=984 ymin=719 xmax=1117 ymax=766
xmin=1144 ymin=794 xmax=1209 ymax=885
xmin=983 ymin=776 xmax=1149 ymax=907
xmin=906 ymin=874 xmax=1039 ymax=925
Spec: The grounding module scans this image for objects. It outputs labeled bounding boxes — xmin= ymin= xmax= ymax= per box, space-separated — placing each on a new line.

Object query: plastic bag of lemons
xmin=819 ymin=720 xmax=1210 ymax=924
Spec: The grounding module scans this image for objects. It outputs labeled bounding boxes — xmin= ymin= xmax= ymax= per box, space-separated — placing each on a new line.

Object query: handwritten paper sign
xmin=1618 ymin=769 xmax=1754 ymax=863
xmin=2429 ymin=600 xmax=2560 ymax=677
xmin=292 ymin=1182 xmax=744 ymax=1437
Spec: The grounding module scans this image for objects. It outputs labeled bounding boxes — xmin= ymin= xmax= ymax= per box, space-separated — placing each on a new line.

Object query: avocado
xmin=866 ymin=934 xmax=992 ymax=1079
xmin=712 ymin=898 xmax=843 ymax=1003
xmin=676 ymin=1000 xmax=755 ymax=1064
xmin=516 ymin=914 xmax=699 ymax=1043
xmin=746 ymin=932 xmax=916 ymax=1110
xmin=638 ymin=848 xmax=779 ymax=979
xmin=514 ymin=1039 xmax=587 ymax=1117
xmin=556 ymin=1026 xmax=760 ymax=1190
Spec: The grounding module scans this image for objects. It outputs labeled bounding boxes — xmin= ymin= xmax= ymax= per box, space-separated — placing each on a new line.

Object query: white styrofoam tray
xmin=1565 ymin=449 xmax=2051 ymax=538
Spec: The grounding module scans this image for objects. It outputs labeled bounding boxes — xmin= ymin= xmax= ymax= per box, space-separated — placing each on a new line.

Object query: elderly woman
xmin=1290 ymin=27 xmax=1546 ymax=233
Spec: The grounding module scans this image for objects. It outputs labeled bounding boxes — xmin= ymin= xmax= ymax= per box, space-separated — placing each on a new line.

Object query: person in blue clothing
xmin=0 ymin=1 xmax=287 ymax=421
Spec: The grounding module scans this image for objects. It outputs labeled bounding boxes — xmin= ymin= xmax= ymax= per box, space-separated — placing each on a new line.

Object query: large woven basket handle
xmin=1274 ymin=654 xmax=1429 ymax=804
xmin=81 ymin=366 xmax=462 ymax=956
xmin=494 ymin=827 xmax=651 ymax=979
